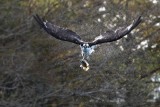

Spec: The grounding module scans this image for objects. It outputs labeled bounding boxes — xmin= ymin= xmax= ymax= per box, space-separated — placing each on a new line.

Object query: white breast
xmin=80 ymin=45 xmax=95 ymax=59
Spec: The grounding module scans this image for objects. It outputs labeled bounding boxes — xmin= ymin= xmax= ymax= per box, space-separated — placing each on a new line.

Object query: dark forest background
xmin=0 ymin=0 xmax=160 ymax=107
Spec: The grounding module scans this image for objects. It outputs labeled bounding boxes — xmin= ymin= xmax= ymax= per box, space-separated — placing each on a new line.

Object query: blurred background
xmin=0 ymin=0 xmax=159 ymax=107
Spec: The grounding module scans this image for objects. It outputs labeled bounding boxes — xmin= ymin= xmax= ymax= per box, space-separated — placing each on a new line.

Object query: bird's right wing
xmin=33 ymin=14 xmax=84 ymax=45
xmin=88 ymin=16 xmax=142 ymax=46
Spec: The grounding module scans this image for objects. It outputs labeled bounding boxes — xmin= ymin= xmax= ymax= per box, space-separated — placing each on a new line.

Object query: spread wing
xmin=88 ymin=16 xmax=142 ymax=46
xmin=33 ymin=14 xmax=84 ymax=45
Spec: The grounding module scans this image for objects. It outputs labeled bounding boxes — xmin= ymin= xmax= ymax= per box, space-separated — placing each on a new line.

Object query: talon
xmin=80 ymin=59 xmax=90 ymax=71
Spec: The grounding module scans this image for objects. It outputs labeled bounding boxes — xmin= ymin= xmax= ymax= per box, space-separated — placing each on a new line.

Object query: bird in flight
xmin=33 ymin=14 xmax=142 ymax=71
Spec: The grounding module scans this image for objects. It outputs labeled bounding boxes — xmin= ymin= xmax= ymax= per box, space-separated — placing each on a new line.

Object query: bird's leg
xmin=86 ymin=56 xmax=90 ymax=60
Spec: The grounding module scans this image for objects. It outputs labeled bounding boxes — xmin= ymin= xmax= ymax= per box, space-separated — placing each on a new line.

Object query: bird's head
xmin=82 ymin=43 xmax=90 ymax=48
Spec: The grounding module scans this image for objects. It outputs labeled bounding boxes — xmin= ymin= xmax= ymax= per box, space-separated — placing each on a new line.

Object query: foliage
xmin=0 ymin=0 xmax=160 ymax=107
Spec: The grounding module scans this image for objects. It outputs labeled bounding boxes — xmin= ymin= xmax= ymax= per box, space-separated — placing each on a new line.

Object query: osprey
xmin=33 ymin=14 xmax=142 ymax=71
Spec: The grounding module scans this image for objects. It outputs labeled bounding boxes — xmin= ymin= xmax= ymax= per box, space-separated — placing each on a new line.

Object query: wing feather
xmin=33 ymin=14 xmax=84 ymax=45
xmin=88 ymin=16 xmax=142 ymax=46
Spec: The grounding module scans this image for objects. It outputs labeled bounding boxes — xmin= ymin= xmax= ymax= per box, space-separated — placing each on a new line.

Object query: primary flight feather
xmin=33 ymin=14 xmax=84 ymax=45
xmin=33 ymin=14 xmax=142 ymax=71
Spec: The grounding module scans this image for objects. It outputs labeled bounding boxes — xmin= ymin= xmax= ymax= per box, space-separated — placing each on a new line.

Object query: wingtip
xmin=33 ymin=14 xmax=41 ymax=21
xmin=137 ymin=16 xmax=142 ymax=22
xmin=33 ymin=14 xmax=45 ymax=28
xmin=133 ymin=15 xmax=142 ymax=26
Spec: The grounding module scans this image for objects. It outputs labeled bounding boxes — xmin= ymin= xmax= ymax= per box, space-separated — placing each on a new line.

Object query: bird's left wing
xmin=33 ymin=14 xmax=84 ymax=45
xmin=88 ymin=16 xmax=142 ymax=46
